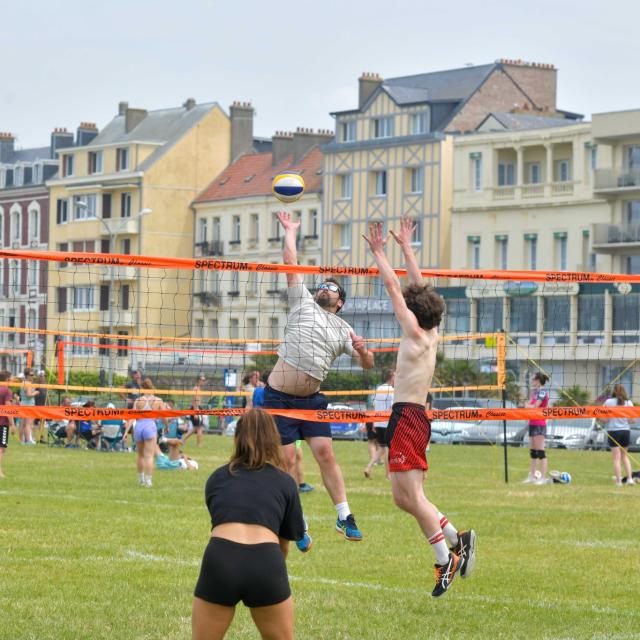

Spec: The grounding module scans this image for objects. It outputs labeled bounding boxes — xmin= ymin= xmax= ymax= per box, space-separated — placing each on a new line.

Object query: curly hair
xmin=403 ymin=284 xmax=444 ymax=330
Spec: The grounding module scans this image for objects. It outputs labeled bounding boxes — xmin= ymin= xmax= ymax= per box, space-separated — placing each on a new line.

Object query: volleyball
xmin=272 ymin=172 xmax=305 ymax=203
xmin=559 ymin=472 xmax=572 ymax=484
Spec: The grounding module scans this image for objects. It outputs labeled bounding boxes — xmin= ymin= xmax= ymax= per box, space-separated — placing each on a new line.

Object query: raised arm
xmin=363 ymin=223 xmax=421 ymax=338
xmin=390 ymin=218 xmax=423 ymax=285
xmin=277 ymin=211 xmax=302 ymax=287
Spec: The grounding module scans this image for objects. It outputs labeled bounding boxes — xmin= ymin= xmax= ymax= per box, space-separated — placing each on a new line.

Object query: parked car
xmin=585 ymin=419 xmax=640 ymax=452
xmin=430 ymin=418 xmax=467 ymax=445
xmin=460 ymin=419 xmax=528 ymax=446
xmin=328 ymin=403 xmax=366 ymax=441
xmin=543 ymin=419 xmax=597 ymax=449
xmin=432 ymin=396 xmax=516 ymax=411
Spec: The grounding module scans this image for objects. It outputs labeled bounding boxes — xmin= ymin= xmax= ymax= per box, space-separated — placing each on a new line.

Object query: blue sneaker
xmin=335 ymin=514 xmax=363 ymax=541
xmin=296 ymin=531 xmax=313 ymax=553
xmin=298 ymin=482 xmax=315 ymax=493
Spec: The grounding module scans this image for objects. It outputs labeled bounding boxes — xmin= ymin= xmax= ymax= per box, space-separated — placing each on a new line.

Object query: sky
xmin=2 ymin=0 xmax=640 ymax=149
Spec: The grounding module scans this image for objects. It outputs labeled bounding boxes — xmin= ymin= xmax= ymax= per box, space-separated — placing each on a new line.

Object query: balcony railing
xmin=493 ymin=186 xmax=515 ymax=200
xmin=551 ymin=181 xmax=574 ymax=196
xmin=98 ymin=265 xmax=137 ymax=281
xmin=100 ymin=218 xmax=138 ymax=235
xmin=491 ymin=181 xmax=574 ymax=201
xmin=521 ymin=184 xmax=544 ymax=198
xmin=99 ymin=310 xmax=135 ymax=326
xmin=194 ymin=291 xmax=222 ymax=307
xmin=594 ymin=168 xmax=640 ymax=192
xmin=195 ymin=240 xmax=224 ymax=256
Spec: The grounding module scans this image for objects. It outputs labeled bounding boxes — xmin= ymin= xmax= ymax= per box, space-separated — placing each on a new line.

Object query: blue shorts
xmin=263 ymin=385 xmax=330 ymax=445
xmin=135 ymin=419 xmax=158 ymax=442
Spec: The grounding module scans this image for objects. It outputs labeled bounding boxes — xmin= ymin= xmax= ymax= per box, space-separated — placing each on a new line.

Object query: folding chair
xmin=98 ymin=419 xmax=125 ymax=451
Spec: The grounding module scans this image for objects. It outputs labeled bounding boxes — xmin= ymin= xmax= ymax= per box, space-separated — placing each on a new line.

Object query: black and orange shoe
xmin=431 ymin=552 xmax=460 ymax=598
xmin=452 ymin=529 xmax=477 ymax=579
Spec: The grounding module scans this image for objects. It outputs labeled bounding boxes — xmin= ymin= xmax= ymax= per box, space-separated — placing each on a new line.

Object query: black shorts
xmin=607 ymin=430 xmax=630 ymax=448
xmin=263 ymin=385 xmax=330 ymax=446
xmin=528 ymin=424 xmax=546 ymax=438
xmin=365 ymin=423 xmax=376 ymax=440
xmin=374 ymin=427 xmax=387 ymax=447
xmin=0 ymin=425 xmax=8 ymax=448
xmin=194 ymin=537 xmax=290 ymax=608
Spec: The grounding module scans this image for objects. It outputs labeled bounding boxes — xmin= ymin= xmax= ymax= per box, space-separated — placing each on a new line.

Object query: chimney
xmin=50 ymin=127 xmax=74 ymax=158
xmin=0 ymin=132 xmax=15 ymax=163
xmin=229 ymin=101 xmax=255 ymax=162
xmin=125 ymin=107 xmax=148 ymax=133
xmin=359 ymin=72 xmax=383 ymax=108
xmin=292 ymin=127 xmax=334 ymax=163
xmin=272 ymin=131 xmax=294 ymax=166
xmin=184 ymin=98 xmax=196 ymax=111
xmin=118 ymin=101 xmax=129 ymax=116
xmin=76 ymin=121 xmax=98 ymax=146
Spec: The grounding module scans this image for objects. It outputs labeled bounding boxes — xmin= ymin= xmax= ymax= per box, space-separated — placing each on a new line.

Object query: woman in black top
xmin=192 ymin=409 xmax=305 ymax=640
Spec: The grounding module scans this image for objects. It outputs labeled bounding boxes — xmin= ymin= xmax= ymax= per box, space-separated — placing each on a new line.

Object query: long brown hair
xmin=613 ymin=384 xmax=628 ymax=405
xmin=229 ymin=409 xmax=285 ymax=472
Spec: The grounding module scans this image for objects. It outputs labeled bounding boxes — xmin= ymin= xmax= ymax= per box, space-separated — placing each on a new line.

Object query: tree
xmin=553 ymin=384 xmax=591 ymax=407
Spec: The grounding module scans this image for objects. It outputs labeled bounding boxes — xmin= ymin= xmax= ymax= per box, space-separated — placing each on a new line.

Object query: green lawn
xmin=1 ymin=435 xmax=638 ymax=640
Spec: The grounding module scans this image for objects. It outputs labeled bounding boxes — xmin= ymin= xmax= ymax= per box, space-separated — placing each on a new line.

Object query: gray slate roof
xmin=7 ymin=146 xmax=53 ymax=163
xmin=481 ymin=112 xmax=578 ymax=131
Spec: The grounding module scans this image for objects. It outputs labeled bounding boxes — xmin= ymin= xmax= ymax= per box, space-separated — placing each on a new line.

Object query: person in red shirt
xmin=0 ymin=371 xmax=15 ymax=478
xmin=523 ymin=372 xmax=550 ymax=484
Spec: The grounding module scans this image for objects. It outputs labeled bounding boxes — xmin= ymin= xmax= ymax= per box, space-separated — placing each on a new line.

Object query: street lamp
xmin=76 ymin=200 xmax=151 ymax=389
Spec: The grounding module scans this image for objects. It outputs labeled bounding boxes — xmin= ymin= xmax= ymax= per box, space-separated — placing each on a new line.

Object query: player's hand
xmin=350 ymin=330 xmax=367 ymax=353
xmin=389 ymin=217 xmax=416 ymax=248
xmin=362 ymin=222 xmax=389 ymax=254
xmin=277 ymin=211 xmax=301 ymax=231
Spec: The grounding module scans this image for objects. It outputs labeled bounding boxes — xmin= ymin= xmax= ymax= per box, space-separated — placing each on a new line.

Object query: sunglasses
xmin=318 ymin=283 xmax=340 ymax=293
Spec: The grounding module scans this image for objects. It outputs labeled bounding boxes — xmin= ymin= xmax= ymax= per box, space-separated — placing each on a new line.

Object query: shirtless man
xmin=364 ymin=218 xmax=476 ymax=598
xmin=264 ymin=211 xmax=374 ymax=550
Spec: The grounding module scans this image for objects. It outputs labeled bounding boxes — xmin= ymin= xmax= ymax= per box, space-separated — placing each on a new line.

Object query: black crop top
xmin=205 ymin=463 xmax=305 ymax=541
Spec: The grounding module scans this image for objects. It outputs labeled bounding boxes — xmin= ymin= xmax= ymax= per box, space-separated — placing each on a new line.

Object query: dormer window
xmin=63 ymin=155 xmax=74 ymax=177
xmin=372 ymin=117 xmax=394 ymax=139
xmin=341 ymin=121 xmax=356 ymax=142
xmin=116 ymin=147 xmax=129 ymax=171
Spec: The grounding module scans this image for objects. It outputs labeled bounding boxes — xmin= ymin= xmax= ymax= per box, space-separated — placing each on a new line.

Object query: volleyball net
xmin=3 ymin=247 xmax=640 ymax=433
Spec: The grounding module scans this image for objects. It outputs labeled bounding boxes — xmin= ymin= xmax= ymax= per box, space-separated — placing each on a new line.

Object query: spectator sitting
xmin=160 ymin=399 xmax=191 ymax=460
xmin=58 ymin=396 xmax=78 ymax=447
xmin=154 ymin=443 xmax=199 ymax=471
xmin=78 ymin=401 xmax=101 ymax=448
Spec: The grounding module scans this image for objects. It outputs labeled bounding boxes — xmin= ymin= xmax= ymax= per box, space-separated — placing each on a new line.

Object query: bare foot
xmin=363 ymin=469 xmax=371 ymax=479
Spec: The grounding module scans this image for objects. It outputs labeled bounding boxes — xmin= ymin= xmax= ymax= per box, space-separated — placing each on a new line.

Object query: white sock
xmin=138 ymin=472 xmax=145 ymax=482
xmin=438 ymin=512 xmax=458 ymax=546
xmin=428 ymin=530 xmax=450 ymax=565
xmin=335 ymin=502 xmax=351 ymax=521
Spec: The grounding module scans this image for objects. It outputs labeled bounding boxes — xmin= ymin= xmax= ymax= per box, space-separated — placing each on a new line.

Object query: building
xmin=45 ymin=99 xmax=237 ymax=379
xmin=191 ymin=127 xmax=328 ymax=370
xmin=451 ymin=112 xmax=640 ymax=398
xmin=322 ymin=59 xmax=578 ymax=339
xmin=0 ymin=127 xmax=86 ymax=373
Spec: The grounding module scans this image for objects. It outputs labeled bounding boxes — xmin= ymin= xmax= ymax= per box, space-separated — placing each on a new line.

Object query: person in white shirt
xmin=364 ymin=369 xmax=395 ymax=479
xmin=603 ymin=384 xmax=635 ymax=486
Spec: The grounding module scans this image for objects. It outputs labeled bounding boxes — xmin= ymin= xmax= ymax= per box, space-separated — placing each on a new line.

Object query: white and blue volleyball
xmin=559 ymin=472 xmax=572 ymax=484
xmin=272 ymin=172 xmax=305 ymax=203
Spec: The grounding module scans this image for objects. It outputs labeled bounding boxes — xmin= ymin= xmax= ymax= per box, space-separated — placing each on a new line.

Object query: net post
xmin=57 ymin=339 xmax=65 ymax=386
xmin=497 ymin=331 xmax=509 ymax=484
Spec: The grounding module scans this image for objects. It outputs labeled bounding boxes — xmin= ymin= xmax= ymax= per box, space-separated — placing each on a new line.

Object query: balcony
xmin=195 ymin=240 xmax=224 ymax=257
xmin=493 ymin=186 xmax=515 ymax=200
xmin=98 ymin=265 xmax=137 ymax=281
xmin=194 ymin=291 xmax=222 ymax=307
xmin=592 ymin=223 xmax=640 ymax=255
xmin=491 ymin=181 xmax=574 ymax=201
xmin=100 ymin=217 xmax=138 ymax=235
xmin=521 ymin=184 xmax=544 ymax=198
xmin=593 ymin=169 xmax=640 ymax=196
xmin=99 ymin=310 xmax=135 ymax=327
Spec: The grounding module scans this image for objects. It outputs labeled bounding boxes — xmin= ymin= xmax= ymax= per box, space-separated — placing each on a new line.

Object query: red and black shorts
xmin=385 ymin=402 xmax=430 ymax=472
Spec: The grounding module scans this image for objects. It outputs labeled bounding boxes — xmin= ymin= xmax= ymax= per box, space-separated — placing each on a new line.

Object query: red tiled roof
xmin=195 ymin=147 xmax=323 ymax=203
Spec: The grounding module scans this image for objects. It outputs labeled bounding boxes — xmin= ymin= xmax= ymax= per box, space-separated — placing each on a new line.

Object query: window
xmin=250 ymin=214 xmax=259 ymax=243
xmin=72 ymin=240 xmax=95 ymax=253
xmin=410 ymin=112 xmax=428 ymax=135
xmin=477 ymin=298 xmax=503 ymax=332
xmin=88 ymin=151 xmax=103 ymax=174
xmin=411 ymin=219 xmax=421 ymax=246
xmin=498 ymin=162 xmax=516 ymax=186
xmin=509 ymin=298 xmax=537 ymax=333
xmin=268 ymin=272 xmax=281 ymax=293
xmin=374 ymin=170 xmax=387 ymax=196
xmin=468 ymin=237 xmax=480 ymax=269
xmin=613 ymin=294 xmax=640 ymax=332
xmin=341 ymin=121 xmax=356 ymax=142
xmin=555 ymin=234 xmax=568 ymax=271
xmin=230 ymin=271 xmax=240 ymax=294
xmin=626 ymin=145 xmax=640 ymax=170
xmin=555 ymin=159 xmax=571 ymax=182
xmin=229 ymin=318 xmax=239 ymax=339
xmin=525 ymin=235 xmax=538 ymax=270
xmin=496 ymin=236 xmax=508 ymax=270
xmin=308 ymin=209 xmax=318 ymax=237
xmin=526 ymin=162 xmax=541 ymax=184
xmin=339 ymin=174 xmax=352 ymax=199
xmin=9 ymin=260 xmax=20 ymax=295
xmin=209 ymin=318 xmax=219 ymax=338
xmin=10 ymin=209 xmax=21 ymax=243
xmin=247 ymin=272 xmax=259 ymax=296
xmin=269 ymin=213 xmax=281 ymax=241
xmin=212 ymin=217 xmax=221 ymax=241
xmin=121 ymin=285 xmax=130 ymax=310
xmin=409 ymin=167 xmax=423 ymax=194
xmin=194 ymin=320 xmax=204 ymax=339
xmin=73 ymin=194 xmax=97 ymax=220
xmin=444 ymin=299 xmax=470 ymax=333
xmin=13 ymin=166 xmax=23 ymax=187
xmin=117 ymin=331 xmax=129 ymax=358
xmin=198 ymin=217 xmax=208 ymax=243
xmin=337 ymin=223 xmax=351 ymax=249
xmin=120 ymin=193 xmax=132 ymax=218
xmin=121 ymin=238 xmax=131 ymax=255
xmin=247 ymin=318 xmax=257 ymax=340
xmin=32 ymin=163 xmax=42 ymax=184
xmin=590 ymin=146 xmax=597 ymax=171
xmin=72 ymin=334 xmax=95 ymax=356
xmin=231 ymin=215 xmax=241 ymax=243
xmin=73 ymin=286 xmax=95 ymax=311
xmin=63 ymin=155 xmax=74 ymax=177
xmin=29 ymin=208 xmax=40 ymax=242
xmin=269 ymin=317 xmax=279 ymax=340
xmin=471 ymin=154 xmax=482 ymax=192
xmin=28 ymin=260 xmax=38 ymax=288
xmin=578 ymin=295 xmax=604 ymax=341
xmin=116 ymin=147 xmax=129 ymax=171
xmin=372 ymin=117 xmax=393 ymax=139
xmin=543 ymin=296 xmax=570 ymax=333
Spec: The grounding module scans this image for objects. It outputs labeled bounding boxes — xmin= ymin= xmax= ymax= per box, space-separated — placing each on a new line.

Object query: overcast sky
xmin=2 ymin=0 xmax=639 ymax=149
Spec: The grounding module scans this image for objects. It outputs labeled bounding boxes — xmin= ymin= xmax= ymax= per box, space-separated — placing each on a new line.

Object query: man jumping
xmin=364 ymin=218 xmax=476 ymax=598
xmin=264 ymin=211 xmax=374 ymax=550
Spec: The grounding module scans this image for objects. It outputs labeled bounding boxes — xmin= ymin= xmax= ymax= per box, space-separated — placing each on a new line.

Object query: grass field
xmin=1 ymin=434 xmax=639 ymax=640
